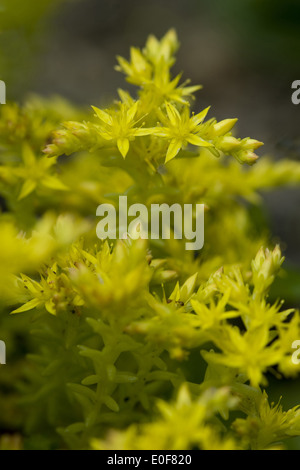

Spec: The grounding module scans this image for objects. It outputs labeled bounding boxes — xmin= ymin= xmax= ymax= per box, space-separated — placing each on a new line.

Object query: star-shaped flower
xmin=13 ymin=144 xmax=68 ymax=200
xmin=154 ymin=103 xmax=213 ymax=162
xmin=92 ymin=101 xmax=154 ymax=158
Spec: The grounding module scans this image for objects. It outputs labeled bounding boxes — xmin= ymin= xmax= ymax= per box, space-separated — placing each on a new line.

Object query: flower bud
xmin=239 ymin=150 xmax=259 ymax=165
xmin=213 ymin=118 xmax=238 ymax=136
xmin=242 ymin=138 xmax=264 ymax=150
xmin=218 ymin=136 xmax=240 ymax=151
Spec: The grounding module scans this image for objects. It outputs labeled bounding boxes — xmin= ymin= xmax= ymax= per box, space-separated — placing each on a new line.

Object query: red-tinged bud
xmin=242 ymin=151 xmax=259 ymax=165
xmin=43 ymin=144 xmax=57 ymax=157
xmin=243 ymin=139 xmax=264 ymax=150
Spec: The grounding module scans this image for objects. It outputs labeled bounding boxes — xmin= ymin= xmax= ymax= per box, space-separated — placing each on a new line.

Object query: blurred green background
xmin=1 ymin=0 xmax=300 ymax=448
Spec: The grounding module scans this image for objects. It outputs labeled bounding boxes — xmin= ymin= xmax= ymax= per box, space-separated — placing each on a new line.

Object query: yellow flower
xmin=92 ymin=385 xmax=238 ymax=450
xmin=203 ymin=325 xmax=282 ymax=387
xmin=92 ymin=101 xmax=153 ymax=158
xmin=154 ymin=103 xmax=213 ymax=162
xmin=116 ymin=47 xmax=152 ymax=87
xmin=116 ymin=30 xmax=201 ymax=106
xmin=14 ymin=144 xmax=68 ymax=199
xmin=232 ymin=390 xmax=300 ymax=449
xmin=143 ymin=29 xmax=179 ymax=66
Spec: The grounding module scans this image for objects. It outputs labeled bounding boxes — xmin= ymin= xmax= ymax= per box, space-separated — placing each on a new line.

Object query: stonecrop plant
xmin=1 ymin=30 xmax=300 ymax=450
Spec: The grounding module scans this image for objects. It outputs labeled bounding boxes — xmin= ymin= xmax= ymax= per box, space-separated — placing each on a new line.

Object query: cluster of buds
xmin=251 ymin=245 xmax=285 ymax=295
xmin=43 ymin=121 xmax=106 ymax=158
xmin=210 ymin=118 xmax=263 ymax=165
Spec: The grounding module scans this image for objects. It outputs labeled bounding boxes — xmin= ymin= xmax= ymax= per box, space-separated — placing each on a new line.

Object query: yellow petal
xmin=118 ymin=89 xmax=134 ymax=106
xmin=165 ymin=139 xmax=182 ymax=162
xmin=181 ymin=84 xmax=203 ymax=96
xmin=191 ymin=106 xmax=210 ymax=126
xmin=92 ymin=106 xmax=112 ymax=125
xmin=165 ymin=102 xmax=181 ymax=126
xmin=126 ymin=101 xmax=138 ymax=123
xmin=130 ymin=47 xmax=147 ymax=72
xmin=186 ymin=134 xmax=212 ymax=147
xmin=18 ymin=179 xmax=37 ymax=200
xmin=117 ymin=138 xmax=130 ymax=158
xmin=133 ymin=127 xmax=156 ymax=136
xmin=11 ymin=298 xmax=42 ymax=314
xmin=42 ymin=176 xmax=68 ymax=191
xmin=45 ymin=299 xmax=56 ymax=315
xmin=116 ymin=56 xmax=132 ymax=76
xmin=180 ymin=273 xmax=198 ymax=303
xmin=169 ymin=282 xmax=180 ymax=302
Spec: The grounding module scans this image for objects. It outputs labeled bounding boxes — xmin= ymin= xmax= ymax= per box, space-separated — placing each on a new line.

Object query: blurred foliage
xmin=0 ymin=0 xmax=73 ymax=94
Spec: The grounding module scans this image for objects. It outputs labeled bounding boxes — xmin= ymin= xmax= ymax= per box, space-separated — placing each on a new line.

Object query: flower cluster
xmin=1 ymin=30 xmax=300 ymax=450
xmin=44 ymin=30 xmax=262 ymax=166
